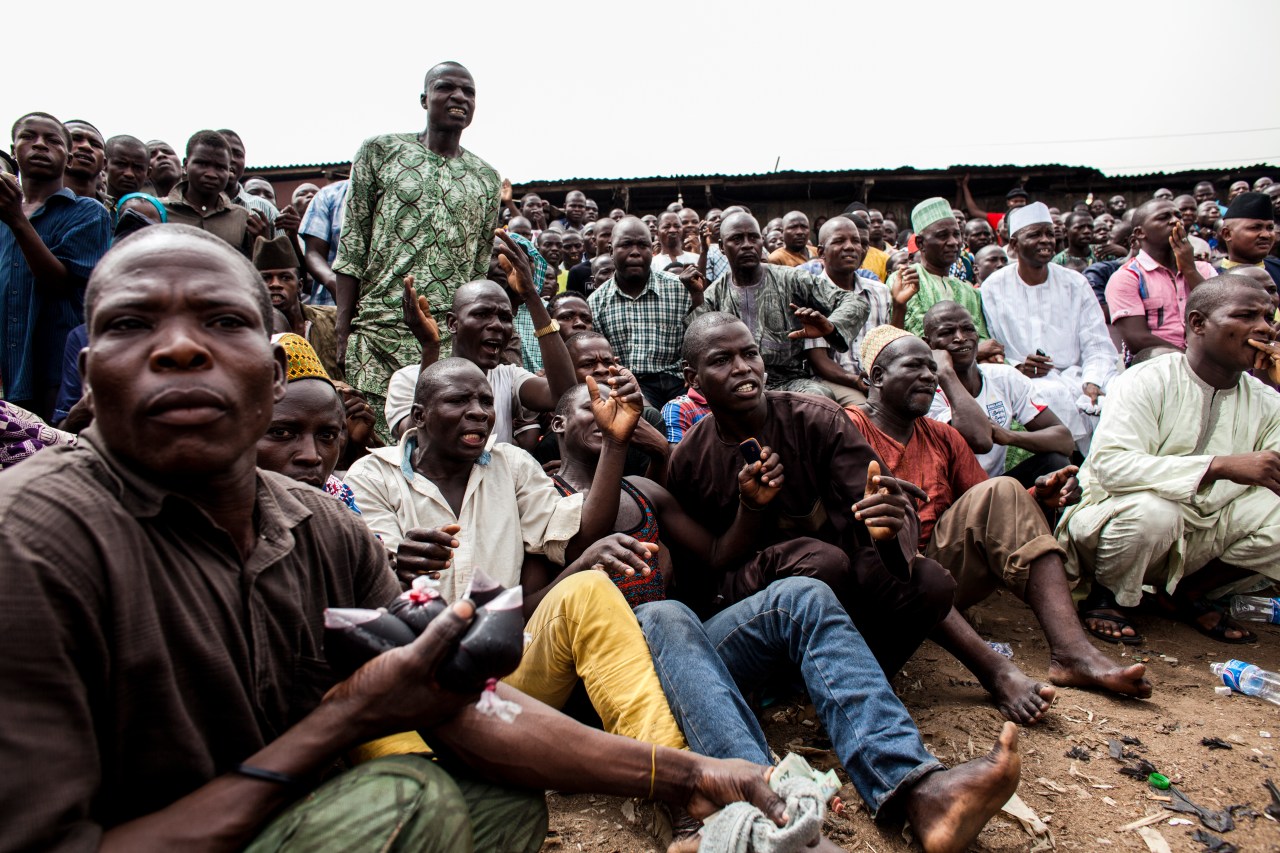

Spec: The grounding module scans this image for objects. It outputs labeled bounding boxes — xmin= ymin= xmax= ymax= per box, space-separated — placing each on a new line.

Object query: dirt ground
xmin=543 ymin=590 xmax=1280 ymax=852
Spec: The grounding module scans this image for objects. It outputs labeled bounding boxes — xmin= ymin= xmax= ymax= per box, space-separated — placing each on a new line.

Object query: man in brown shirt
xmin=666 ymin=312 xmax=956 ymax=676
xmin=0 ymin=225 xmax=788 ymax=852
xmin=161 ymin=130 xmax=257 ymax=257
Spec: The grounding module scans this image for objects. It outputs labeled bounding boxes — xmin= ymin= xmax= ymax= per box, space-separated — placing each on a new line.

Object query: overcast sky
xmin=6 ymin=0 xmax=1277 ymax=181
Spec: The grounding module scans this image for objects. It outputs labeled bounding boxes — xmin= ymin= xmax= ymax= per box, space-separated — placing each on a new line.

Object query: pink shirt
xmin=1104 ymin=250 xmax=1217 ymax=348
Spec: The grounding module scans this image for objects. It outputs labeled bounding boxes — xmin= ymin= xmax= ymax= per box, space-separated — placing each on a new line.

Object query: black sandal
xmin=1079 ymin=585 xmax=1144 ymax=645
xmin=1177 ymin=596 xmax=1257 ymax=645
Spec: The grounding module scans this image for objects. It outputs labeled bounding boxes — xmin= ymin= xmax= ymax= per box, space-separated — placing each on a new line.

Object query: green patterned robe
xmin=333 ymin=133 xmax=501 ymax=402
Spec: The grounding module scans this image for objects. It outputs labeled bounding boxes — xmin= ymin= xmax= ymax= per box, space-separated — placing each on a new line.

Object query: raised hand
xmin=402 ymin=274 xmax=440 ymax=349
xmin=1034 ymin=465 xmax=1081 ymax=508
xmin=788 ymin=303 xmax=835 ymax=339
xmin=335 ymin=382 xmax=377 ymax=447
xmin=738 ymin=445 xmax=785 ymax=509
xmin=0 ymin=172 xmax=24 ymax=225
xmin=855 ymin=460 xmax=921 ymax=540
xmin=246 ymin=210 xmax=270 ymax=241
xmin=678 ymin=266 xmax=706 ymax=295
xmin=494 ymin=229 xmax=537 ymax=298
xmin=1170 ymin=218 xmax=1196 ymax=273
xmin=1249 ymin=338 xmax=1280 ymax=383
xmin=275 ymin=204 xmax=301 ymax=235
xmin=500 ymin=177 xmax=513 ymax=205
xmin=891 ymin=265 xmax=920 ymax=308
xmin=587 ymin=367 xmax=643 ymax=444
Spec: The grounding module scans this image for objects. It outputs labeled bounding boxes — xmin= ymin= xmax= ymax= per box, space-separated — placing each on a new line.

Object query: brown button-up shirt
xmin=0 ymin=428 xmax=399 ymax=850
xmin=162 ymin=182 xmax=254 ymax=256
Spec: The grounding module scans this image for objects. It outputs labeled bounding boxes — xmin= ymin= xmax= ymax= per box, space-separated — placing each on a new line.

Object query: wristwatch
xmin=534 ymin=319 xmax=561 ymax=339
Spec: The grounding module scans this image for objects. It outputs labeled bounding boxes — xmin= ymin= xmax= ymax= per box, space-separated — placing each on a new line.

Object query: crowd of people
xmin=3 ymin=59 xmax=1280 ymax=853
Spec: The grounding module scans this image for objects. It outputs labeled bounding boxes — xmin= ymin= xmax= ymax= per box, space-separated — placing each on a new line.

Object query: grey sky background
xmin=5 ymin=0 xmax=1278 ymax=181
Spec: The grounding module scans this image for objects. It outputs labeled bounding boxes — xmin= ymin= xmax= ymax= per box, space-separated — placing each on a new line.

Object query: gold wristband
xmin=534 ymin=319 xmax=561 ymax=339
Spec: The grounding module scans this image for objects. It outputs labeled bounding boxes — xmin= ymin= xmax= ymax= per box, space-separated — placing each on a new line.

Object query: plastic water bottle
xmin=1210 ymin=660 xmax=1280 ymax=706
xmin=1228 ymin=596 xmax=1280 ymax=624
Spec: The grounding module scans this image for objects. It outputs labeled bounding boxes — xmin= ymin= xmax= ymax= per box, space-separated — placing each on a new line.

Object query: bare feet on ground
xmin=906 ymin=721 xmax=1021 ymax=853
xmin=979 ymin=660 xmax=1055 ymax=724
xmin=1049 ymin=646 xmax=1152 ymax=698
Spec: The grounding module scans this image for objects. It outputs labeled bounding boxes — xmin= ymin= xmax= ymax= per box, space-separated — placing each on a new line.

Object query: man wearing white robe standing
xmin=981 ymin=202 xmax=1119 ymax=454
xmin=1058 ymin=276 xmax=1280 ymax=645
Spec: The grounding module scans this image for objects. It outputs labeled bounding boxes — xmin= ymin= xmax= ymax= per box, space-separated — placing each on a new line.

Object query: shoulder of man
xmin=0 ymin=442 xmax=115 ymax=528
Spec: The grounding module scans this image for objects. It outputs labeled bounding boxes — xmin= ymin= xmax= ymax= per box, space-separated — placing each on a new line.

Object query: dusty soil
xmin=543 ymin=590 xmax=1280 ymax=852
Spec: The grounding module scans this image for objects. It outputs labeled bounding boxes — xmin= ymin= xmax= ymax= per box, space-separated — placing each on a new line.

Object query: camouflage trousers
xmin=246 ymin=755 xmax=546 ymax=853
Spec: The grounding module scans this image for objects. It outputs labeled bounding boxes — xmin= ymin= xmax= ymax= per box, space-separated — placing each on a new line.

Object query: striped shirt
xmin=0 ymin=189 xmax=111 ymax=403
xmin=589 ymin=270 xmax=692 ymax=378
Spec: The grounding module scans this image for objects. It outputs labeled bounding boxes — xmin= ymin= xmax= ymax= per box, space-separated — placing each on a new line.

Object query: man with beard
xmin=982 ymin=203 xmax=1119 ymax=454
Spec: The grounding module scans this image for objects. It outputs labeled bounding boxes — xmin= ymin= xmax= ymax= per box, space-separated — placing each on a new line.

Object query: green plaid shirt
xmin=588 ymin=270 xmax=692 ymax=378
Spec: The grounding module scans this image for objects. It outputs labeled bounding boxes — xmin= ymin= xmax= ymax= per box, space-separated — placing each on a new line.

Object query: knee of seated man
xmin=1113 ymin=491 xmax=1182 ymax=534
xmin=762 ymin=575 xmax=838 ymax=612
xmin=784 ymin=538 xmax=851 ymax=581
xmin=635 ymin=598 xmax=703 ymax=639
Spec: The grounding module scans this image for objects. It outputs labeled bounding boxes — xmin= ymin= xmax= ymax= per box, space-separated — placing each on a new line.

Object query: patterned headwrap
xmin=272 ymin=333 xmax=331 ymax=383
xmin=859 ymin=325 xmax=917 ymax=372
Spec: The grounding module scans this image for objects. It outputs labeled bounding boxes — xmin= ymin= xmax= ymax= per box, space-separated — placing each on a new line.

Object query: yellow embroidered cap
xmin=272 ymin=333 xmax=331 ymax=383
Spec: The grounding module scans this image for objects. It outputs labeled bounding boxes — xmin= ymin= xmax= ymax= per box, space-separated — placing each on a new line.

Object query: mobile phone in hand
xmin=738 ymin=438 xmax=762 ymax=465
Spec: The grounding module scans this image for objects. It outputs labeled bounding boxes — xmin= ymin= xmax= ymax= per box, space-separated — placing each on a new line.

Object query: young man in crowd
xmin=766 ymin=210 xmax=816 ymax=266
xmin=0 ymin=224 xmax=785 ymax=852
xmin=685 ymin=211 xmax=868 ymax=399
xmin=551 ymin=381 xmax=1023 ymax=853
xmin=333 ymin=62 xmax=502 ymax=438
xmin=162 ymin=130 xmax=255 ymax=256
xmin=146 ymin=139 xmax=182 ymax=199
xmin=847 ymin=325 xmax=1150 ymax=722
xmin=1214 ymin=191 xmax=1279 ymax=286
xmin=103 ymin=135 xmax=150 ymax=209
xmin=1051 ymin=210 xmax=1096 ymax=268
xmin=254 ymin=233 xmax=342 ymax=379
xmin=0 ymin=112 xmax=112 ymax=420
xmin=1106 ymin=198 xmax=1215 ymax=354
xmin=667 ymin=312 xmax=956 ymax=679
xmin=922 ymin=301 xmax=1074 ymax=485
xmin=1060 ymin=276 xmax=1280 ymax=645
xmin=982 ymin=202 xmax=1119 ymax=454
xmin=652 ymin=210 xmax=699 ymax=274
xmin=63 ymin=120 xmax=106 ymax=200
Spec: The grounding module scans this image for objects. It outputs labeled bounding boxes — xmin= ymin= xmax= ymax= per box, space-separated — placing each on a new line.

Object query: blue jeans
xmin=636 ymin=577 xmax=942 ymax=817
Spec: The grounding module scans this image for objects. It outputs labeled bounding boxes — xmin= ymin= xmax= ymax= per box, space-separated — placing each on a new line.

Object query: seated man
xmin=551 ymin=382 xmax=1023 ymax=852
xmin=686 ymin=212 xmax=869 ymax=399
xmin=0 ymin=224 xmax=780 ymax=853
xmin=255 ymin=233 xmax=342 ymax=379
xmin=345 ymin=357 xmax=686 ymax=747
xmin=1105 ymin=198 xmax=1214 ymax=354
xmin=384 ymin=232 xmax=576 ymax=444
xmin=847 ymin=326 xmax=1150 ymax=723
xmin=1060 ymin=276 xmax=1280 ymax=644
xmin=888 ymin=198 xmax=989 ymax=342
xmin=256 ymin=333 xmax=361 ymax=513
xmin=922 ymin=302 xmax=1074 ymax=486
xmin=982 ymin=202 xmax=1119 ymax=454
xmin=668 ymin=312 xmax=955 ymax=678
xmin=530 ymin=330 xmax=669 ymax=479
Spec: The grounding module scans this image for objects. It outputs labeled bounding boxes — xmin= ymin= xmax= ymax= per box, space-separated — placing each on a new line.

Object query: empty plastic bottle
xmin=1228 ymin=596 xmax=1280 ymax=624
xmin=1210 ymin=660 xmax=1280 ymax=706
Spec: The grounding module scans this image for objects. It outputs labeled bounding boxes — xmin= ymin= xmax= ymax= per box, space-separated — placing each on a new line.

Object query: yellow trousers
xmin=356 ymin=570 xmax=685 ymax=761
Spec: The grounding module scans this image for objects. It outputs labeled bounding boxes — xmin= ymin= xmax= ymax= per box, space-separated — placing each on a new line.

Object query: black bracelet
xmin=233 ymin=763 xmax=303 ymax=789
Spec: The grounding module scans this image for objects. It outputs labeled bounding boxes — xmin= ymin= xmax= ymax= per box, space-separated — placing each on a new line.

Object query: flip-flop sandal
xmin=1080 ymin=608 xmax=1145 ymax=645
xmin=1079 ymin=585 xmax=1144 ymax=645
xmin=1179 ymin=597 xmax=1258 ymax=644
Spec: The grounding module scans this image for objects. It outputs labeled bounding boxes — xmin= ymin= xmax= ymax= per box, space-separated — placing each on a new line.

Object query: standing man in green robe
xmin=333 ymin=61 xmax=502 ymax=439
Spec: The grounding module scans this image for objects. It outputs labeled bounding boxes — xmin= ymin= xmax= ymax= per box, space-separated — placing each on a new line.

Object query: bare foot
xmin=906 ymin=722 xmax=1021 ymax=853
xmin=978 ymin=660 xmax=1055 ymax=724
xmin=1049 ymin=647 xmax=1153 ymax=698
